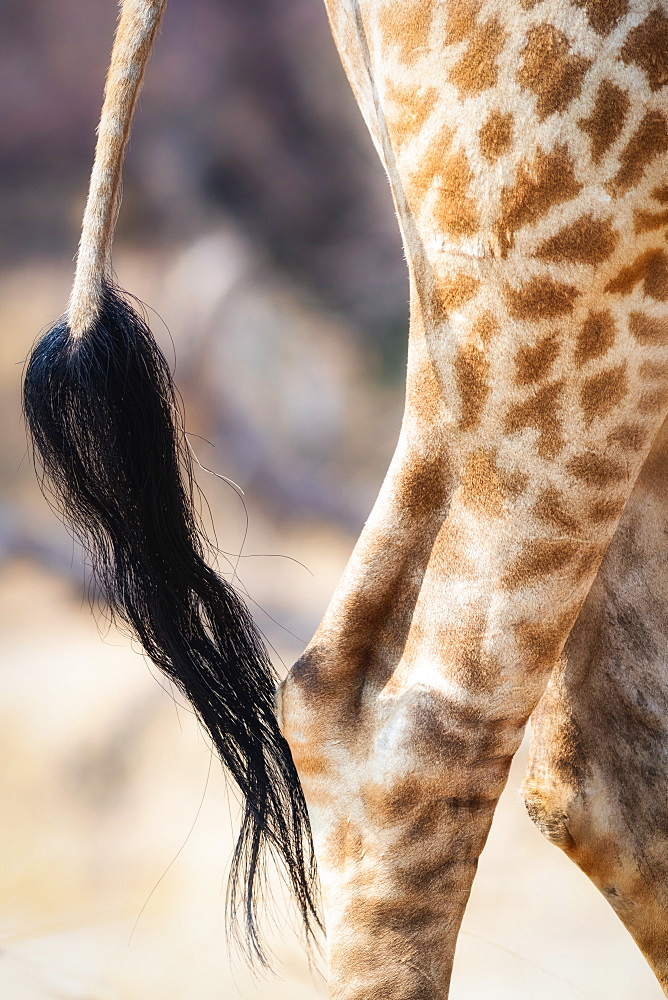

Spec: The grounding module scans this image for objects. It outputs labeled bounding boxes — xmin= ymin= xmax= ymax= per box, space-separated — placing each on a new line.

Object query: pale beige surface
xmin=0 ymin=552 xmax=662 ymax=1000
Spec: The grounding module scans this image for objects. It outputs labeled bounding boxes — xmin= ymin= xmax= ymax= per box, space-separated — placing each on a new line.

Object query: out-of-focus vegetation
xmin=0 ymin=2 xmax=663 ymax=998
xmin=1 ymin=0 xmax=409 ymax=556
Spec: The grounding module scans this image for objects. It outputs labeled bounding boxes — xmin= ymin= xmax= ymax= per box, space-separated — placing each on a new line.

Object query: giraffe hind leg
xmin=524 ymin=416 xmax=668 ymax=993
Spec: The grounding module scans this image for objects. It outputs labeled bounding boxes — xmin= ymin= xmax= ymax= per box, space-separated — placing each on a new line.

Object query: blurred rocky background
xmin=0 ymin=0 xmax=663 ymax=997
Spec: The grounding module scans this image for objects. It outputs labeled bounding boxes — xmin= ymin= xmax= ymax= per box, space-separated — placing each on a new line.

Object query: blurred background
xmin=0 ymin=0 xmax=663 ymax=997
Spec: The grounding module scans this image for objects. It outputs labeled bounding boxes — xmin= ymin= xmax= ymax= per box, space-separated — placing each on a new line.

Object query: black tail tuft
xmin=23 ymin=282 xmax=320 ymax=962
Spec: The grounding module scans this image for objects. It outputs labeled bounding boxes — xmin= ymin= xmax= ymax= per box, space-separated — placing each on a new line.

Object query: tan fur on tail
xmin=68 ymin=0 xmax=167 ymax=336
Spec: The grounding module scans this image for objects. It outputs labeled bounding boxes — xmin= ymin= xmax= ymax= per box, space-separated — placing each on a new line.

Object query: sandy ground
xmin=0 ymin=543 xmax=664 ymax=1000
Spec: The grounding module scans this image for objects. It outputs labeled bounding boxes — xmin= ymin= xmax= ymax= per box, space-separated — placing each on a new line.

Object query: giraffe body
xmin=277 ymin=1 xmax=668 ymax=994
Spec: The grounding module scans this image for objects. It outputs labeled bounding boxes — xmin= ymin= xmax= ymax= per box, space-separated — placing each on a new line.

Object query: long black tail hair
xmin=22 ymin=0 xmax=319 ymax=962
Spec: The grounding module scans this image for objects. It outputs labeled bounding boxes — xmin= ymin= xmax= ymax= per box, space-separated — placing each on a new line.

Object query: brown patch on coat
xmin=443 ymin=602 xmax=501 ymax=693
xmin=431 ymin=273 xmax=479 ymax=322
xmin=285 ymin=743 xmax=333 ymax=783
xmin=344 ymin=884 xmax=441 ymax=941
xmin=361 ymin=774 xmax=433 ymax=827
xmin=408 ymin=130 xmax=480 ymax=237
xmin=517 ymin=24 xmax=592 ymax=120
xmin=588 ymin=496 xmax=627 ymax=522
xmin=445 ymin=0 xmax=483 ymax=44
xmin=533 ymin=487 xmax=581 ymax=535
xmin=515 ymin=605 xmax=581 ymax=669
xmin=323 ymin=817 xmax=365 ymax=871
xmin=504 ymin=380 xmax=564 ymax=459
xmin=395 ymin=688 xmax=515 ymax=776
xmin=639 ymin=385 xmax=668 ymax=414
xmin=494 ymin=146 xmax=581 ymax=255
xmin=572 ymin=0 xmax=629 ymax=35
xmin=479 ymin=110 xmax=514 ymax=162
xmin=285 ymin=644 xmax=326 ymax=700
xmin=299 ymin=468 xmax=447 ymax=694
xmin=407 ymin=353 xmax=442 ymax=422
xmin=605 ymin=249 xmax=668 ymax=301
xmin=534 ymin=215 xmax=618 ymax=265
xmin=432 ymin=515 xmax=477 ymax=581
xmin=449 ymin=17 xmax=506 ymax=95
xmin=471 ymin=310 xmax=499 ymax=346
xmin=454 ymin=345 xmax=490 ymax=432
xmin=579 ymin=81 xmax=630 ymax=164
xmin=385 ymin=81 xmax=438 ymax=151
xmin=502 ymin=539 xmax=580 ymax=589
xmin=459 ymin=448 xmax=508 ymax=517
xmin=634 ymin=208 xmax=668 ymax=234
xmin=408 ymin=127 xmax=454 ymax=200
xmin=629 ymin=312 xmax=668 ymax=345
xmin=653 ymin=184 xmax=668 ymax=204
xmin=574 ymin=310 xmax=616 ymax=365
xmin=607 ymin=422 xmax=645 ymax=452
xmin=395 ymin=614 xmax=504 ymax=701
xmin=621 ymin=9 xmax=668 ymax=92
xmin=580 ymin=364 xmax=628 ymax=424
xmin=608 ymin=112 xmax=668 ymax=196
xmin=433 ymin=148 xmax=480 ymax=237
xmin=395 ymin=454 xmax=451 ymax=518
xmin=503 ymin=468 xmax=530 ymax=497
xmin=567 ymin=452 xmax=625 ymax=488
xmin=640 ymin=360 xmax=668 ymax=381
xmin=640 ymin=437 xmax=668 ymax=493
xmin=577 ymin=544 xmax=605 ymax=580
xmin=515 ymin=333 xmax=560 ymax=385
xmin=378 ymin=0 xmax=436 ymax=65
xmin=319 ymin=555 xmax=435 ymax=699
xmin=504 ymin=278 xmax=578 ymax=319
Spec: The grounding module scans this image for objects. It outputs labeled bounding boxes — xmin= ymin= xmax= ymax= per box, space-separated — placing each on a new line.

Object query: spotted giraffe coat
xmin=279 ymin=2 xmax=668 ymax=995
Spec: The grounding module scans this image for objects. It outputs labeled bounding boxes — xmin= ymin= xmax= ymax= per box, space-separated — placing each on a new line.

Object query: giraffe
xmin=276 ymin=0 xmax=668 ymax=995
xmin=20 ymin=0 xmax=668 ymax=996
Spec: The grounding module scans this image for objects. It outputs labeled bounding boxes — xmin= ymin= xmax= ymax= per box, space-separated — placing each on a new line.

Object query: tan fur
xmin=275 ymin=1 xmax=668 ymax=995
xmin=68 ymin=0 xmax=166 ymax=335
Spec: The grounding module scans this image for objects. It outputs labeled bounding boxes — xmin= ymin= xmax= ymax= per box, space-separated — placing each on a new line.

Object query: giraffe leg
xmin=277 ymin=291 xmax=617 ymax=997
xmin=278 ymin=423 xmax=528 ymax=999
xmin=525 ymin=415 xmax=668 ymax=992
xmin=285 ymin=1 xmax=668 ymax=995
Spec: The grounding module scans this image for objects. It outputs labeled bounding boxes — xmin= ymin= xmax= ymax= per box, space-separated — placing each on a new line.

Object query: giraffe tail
xmin=22 ymin=0 xmax=320 ymax=963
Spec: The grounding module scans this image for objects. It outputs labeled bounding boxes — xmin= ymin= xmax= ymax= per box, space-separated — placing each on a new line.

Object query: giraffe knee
xmin=522 ymin=774 xmax=576 ymax=851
